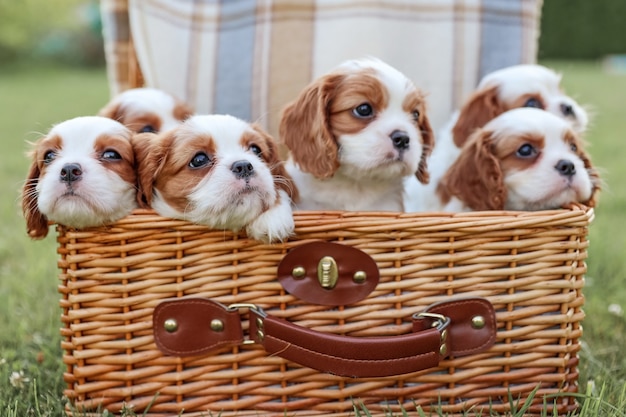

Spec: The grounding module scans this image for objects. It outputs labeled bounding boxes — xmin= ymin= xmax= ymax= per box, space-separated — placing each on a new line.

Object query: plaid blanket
xmin=100 ymin=0 xmax=543 ymax=136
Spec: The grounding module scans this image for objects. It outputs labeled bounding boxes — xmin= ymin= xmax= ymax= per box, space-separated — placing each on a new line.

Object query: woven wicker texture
xmin=58 ymin=207 xmax=592 ymax=416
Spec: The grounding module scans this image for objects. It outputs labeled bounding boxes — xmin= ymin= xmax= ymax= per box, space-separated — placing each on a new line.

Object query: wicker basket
xmin=57 ymin=206 xmax=592 ymax=416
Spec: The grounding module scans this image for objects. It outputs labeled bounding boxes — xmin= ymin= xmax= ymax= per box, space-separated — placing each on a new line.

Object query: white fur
xmin=35 ymin=116 xmax=136 ymax=227
xmin=405 ymin=64 xmax=588 ymax=212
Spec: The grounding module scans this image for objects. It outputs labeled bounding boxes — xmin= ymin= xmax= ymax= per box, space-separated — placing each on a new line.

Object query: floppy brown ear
xmin=131 ymin=132 xmax=167 ymax=207
xmin=438 ymin=129 xmax=506 ymax=210
xmin=251 ymin=124 xmax=299 ymax=203
xmin=173 ymin=100 xmax=194 ymax=122
xmin=452 ymin=85 xmax=505 ymax=148
xmin=21 ymin=153 xmax=49 ymax=239
xmin=98 ymin=100 xmax=123 ymax=122
xmin=579 ymin=147 xmax=601 ymax=208
xmin=279 ymin=75 xmax=342 ymax=179
xmin=415 ymin=111 xmax=435 ymax=184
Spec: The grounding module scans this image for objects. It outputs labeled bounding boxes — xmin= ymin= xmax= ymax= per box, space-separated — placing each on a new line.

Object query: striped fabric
xmin=100 ymin=0 xmax=543 ymax=136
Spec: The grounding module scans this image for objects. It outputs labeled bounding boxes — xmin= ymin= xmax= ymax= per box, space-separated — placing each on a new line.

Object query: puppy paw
xmin=246 ymin=191 xmax=295 ymax=243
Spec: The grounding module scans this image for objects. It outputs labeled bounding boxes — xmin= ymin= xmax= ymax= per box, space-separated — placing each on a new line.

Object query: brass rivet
xmin=440 ymin=343 xmax=448 ymax=356
xmin=317 ymin=256 xmax=338 ymax=289
xmin=292 ymin=266 xmax=306 ymax=279
xmin=257 ymin=329 xmax=265 ymax=341
xmin=210 ymin=319 xmax=224 ymax=332
xmin=353 ymin=271 xmax=367 ymax=283
xmin=256 ymin=317 xmax=264 ymax=329
xmin=471 ymin=315 xmax=486 ymax=329
xmin=440 ymin=329 xmax=448 ymax=343
xmin=164 ymin=319 xmax=178 ymax=333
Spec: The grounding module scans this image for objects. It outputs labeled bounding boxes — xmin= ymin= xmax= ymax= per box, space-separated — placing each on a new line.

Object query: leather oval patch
xmin=277 ymin=241 xmax=379 ymax=306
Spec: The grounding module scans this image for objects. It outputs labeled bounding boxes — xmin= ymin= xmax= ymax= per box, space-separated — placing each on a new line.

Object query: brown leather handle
xmin=153 ymin=297 xmax=496 ymax=378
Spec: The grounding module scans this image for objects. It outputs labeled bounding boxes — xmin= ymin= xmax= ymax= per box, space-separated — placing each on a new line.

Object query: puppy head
xmin=280 ymin=57 xmax=434 ymax=184
xmin=137 ymin=114 xmax=296 ymax=231
xmin=98 ymin=88 xmax=194 ymax=134
xmin=22 ymin=116 xmax=137 ymax=239
xmin=452 ymin=64 xmax=588 ymax=148
xmin=439 ymin=108 xmax=600 ymax=211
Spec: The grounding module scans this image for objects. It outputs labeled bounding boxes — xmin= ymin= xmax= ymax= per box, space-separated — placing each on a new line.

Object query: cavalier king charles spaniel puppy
xmin=98 ymin=87 xmax=193 ymax=134
xmin=436 ymin=108 xmax=600 ymax=212
xmin=22 ymin=116 xmax=138 ymax=239
xmin=133 ymin=114 xmax=298 ymax=243
xmin=279 ymin=57 xmax=434 ymax=211
xmin=405 ymin=64 xmax=588 ymax=212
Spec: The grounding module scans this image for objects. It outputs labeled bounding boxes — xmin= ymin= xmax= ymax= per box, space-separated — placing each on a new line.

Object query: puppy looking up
xmin=405 ymin=64 xmax=588 ymax=212
xmin=437 ymin=108 xmax=600 ymax=212
xmin=134 ymin=114 xmax=298 ymax=243
xmin=98 ymin=87 xmax=193 ymax=133
xmin=279 ymin=57 xmax=434 ymax=211
xmin=22 ymin=116 xmax=138 ymax=239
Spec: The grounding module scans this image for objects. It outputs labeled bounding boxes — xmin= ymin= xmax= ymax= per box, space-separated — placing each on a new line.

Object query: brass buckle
xmin=413 ymin=312 xmax=450 ymax=331
xmin=227 ymin=303 xmax=267 ymax=345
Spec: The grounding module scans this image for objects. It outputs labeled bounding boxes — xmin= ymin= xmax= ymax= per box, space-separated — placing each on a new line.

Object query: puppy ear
xmin=21 ymin=152 xmax=49 ymax=239
xmin=578 ymin=146 xmax=601 ymax=208
xmin=438 ymin=129 xmax=506 ymax=210
xmin=251 ymin=124 xmax=299 ymax=204
xmin=279 ymin=75 xmax=342 ymax=179
xmin=173 ymin=100 xmax=194 ymax=123
xmin=131 ymin=132 xmax=164 ymax=207
xmin=452 ymin=85 xmax=505 ymax=148
xmin=98 ymin=100 xmax=123 ymax=122
xmin=415 ymin=110 xmax=435 ymax=185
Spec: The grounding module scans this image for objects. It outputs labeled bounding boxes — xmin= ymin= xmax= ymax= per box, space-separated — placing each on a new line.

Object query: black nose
xmin=390 ymin=130 xmax=410 ymax=150
xmin=60 ymin=163 xmax=83 ymax=184
xmin=231 ymin=160 xmax=254 ymax=179
xmin=555 ymin=159 xmax=576 ymax=177
xmin=560 ymin=103 xmax=576 ymax=118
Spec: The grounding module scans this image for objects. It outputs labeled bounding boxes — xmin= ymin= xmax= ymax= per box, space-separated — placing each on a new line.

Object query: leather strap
xmin=153 ymin=297 xmax=496 ymax=378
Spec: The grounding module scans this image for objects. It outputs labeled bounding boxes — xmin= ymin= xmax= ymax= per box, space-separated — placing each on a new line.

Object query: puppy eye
xmin=102 ymin=150 xmax=122 ymax=160
xmin=43 ymin=150 xmax=56 ymax=164
xmin=249 ymin=144 xmax=262 ymax=156
xmin=353 ymin=103 xmax=374 ymax=119
xmin=516 ymin=143 xmax=537 ymax=158
xmin=412 ymin=110 xmax=420 ymax=121
xmin=570 ymin=143 xmax=578 ymax=152
xmin=189 ymin=152 xmax=211 ymax=169
xmin=139 ymin=125 xmax=157 ymax=133
xmin=523 ymin=98 xmax=543 ymax=109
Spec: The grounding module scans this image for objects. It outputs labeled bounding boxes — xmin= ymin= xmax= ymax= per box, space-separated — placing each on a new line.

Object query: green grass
xmin=1 ymin=61 xmax=625 ymax=416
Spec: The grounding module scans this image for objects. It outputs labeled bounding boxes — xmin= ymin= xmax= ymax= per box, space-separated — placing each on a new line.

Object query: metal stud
xmin=440 ymin=343 xmax=448 ymax=356
xmin=210 ymin=319 xmax=224 ymax=332
xmin=256 ymin=317 xmax=264 ymax=330
xmin=292 ymin=266 xmax=306 ymax=279
xmin=257 ymin=329 xmax=265 ymax=341
xmin=353 ymin=271 xmax=367 ymax=283
xmin=471 ymin=315 xmax=486 ymax=329
xmin=164 ymin=319 xmax=178 ymax=333
xmin=440 ymin=329 xmax=448 ymax=343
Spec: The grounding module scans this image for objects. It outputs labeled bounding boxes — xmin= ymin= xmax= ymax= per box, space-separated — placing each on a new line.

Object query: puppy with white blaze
xmin=437 ymin=108 xmax=600 ymax=212
xmin=99 ymin=87 xmax=194 ymax=134
xmin=405 ymin=64 xmax=589 ymax=212
xmin=22 ymin=116 xmax=138 ymax=239
xmin=279 ymin=57 xmax=434 ymax=211
xmin=134 ymin=114 xmax=298 ymax=243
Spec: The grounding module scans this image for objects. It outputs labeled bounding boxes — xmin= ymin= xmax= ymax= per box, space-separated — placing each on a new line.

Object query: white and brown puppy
xmin=437 ymin=108 xmax=600 ymax=212
xmin=280 ymin=57 xmax=434 ymax=211
xmin=405 ymin=64 xmax=588 ymax=212
xmin=99 ymin=87 xmax=193 ymax=134
xmin=134 ymin=114 xmax=298 ymax=243
xmin=22 ymin=116 xmax=138 ymax=239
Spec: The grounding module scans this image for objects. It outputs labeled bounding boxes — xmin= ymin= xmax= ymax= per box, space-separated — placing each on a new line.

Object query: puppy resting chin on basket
xmin=22 ymin=116 xmax=138 ymax=239
xmin=437 ymin=108 xmax=601 ymax=212
xmin=133 ymin=114 xmax=298 ymax=243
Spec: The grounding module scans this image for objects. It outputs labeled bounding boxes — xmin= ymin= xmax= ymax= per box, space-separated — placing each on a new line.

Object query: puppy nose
xmin=60 ymin=163 xmax=83 ymax=184
xmin=560 ymin=103 xmax=576 ymax=118
xmin=231 ymin=160 xmax=255 ymax=179
xmin=555 ymin=159 xmax=576 ymax=177
xmin=390 ymin=130 xmax=410 ymax=150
